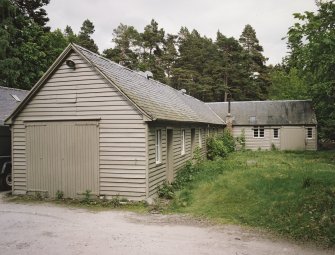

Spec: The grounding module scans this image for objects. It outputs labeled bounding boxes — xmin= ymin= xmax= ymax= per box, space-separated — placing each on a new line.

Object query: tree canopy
xmin=282 ymin=0 xmax=335 ymax=140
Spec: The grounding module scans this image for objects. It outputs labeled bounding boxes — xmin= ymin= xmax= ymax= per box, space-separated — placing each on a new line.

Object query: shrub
xmin=207 ymin=129 xmax=235 ymax=160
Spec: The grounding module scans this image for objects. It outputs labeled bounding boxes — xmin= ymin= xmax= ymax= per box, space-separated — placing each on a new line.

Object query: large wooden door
xmin=26 ymin=121 xmax=99 ymax=198
xmin=280 ymin=127 xmax=305 ymax=150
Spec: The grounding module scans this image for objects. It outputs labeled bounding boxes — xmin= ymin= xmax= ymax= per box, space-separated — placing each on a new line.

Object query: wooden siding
xmin=147 ymin=124 xmax=219 ymax=197
xmin=26 ymin=121 xmax=99 ymax=198
xmin=232 ymin=126 xmax=317 ymax=151
xmin=305 ymin=126 xmax=317 ymax=150
xmin=11 ymin=51 xmax=147 ymax=200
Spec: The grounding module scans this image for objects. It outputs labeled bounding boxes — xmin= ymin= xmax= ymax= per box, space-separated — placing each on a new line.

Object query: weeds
xmin=56 ymin=190 xmax=64 ymax=200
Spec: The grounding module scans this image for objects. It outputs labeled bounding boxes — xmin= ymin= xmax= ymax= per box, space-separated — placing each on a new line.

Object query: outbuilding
xmin=5 ymin=44 xmax=224 ymax=200
xmin=207 ymin=100 xmax=317 ymax=151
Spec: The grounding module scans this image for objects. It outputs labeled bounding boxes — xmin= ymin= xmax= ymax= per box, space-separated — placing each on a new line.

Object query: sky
xmin=45 ymin=0 xmax=317 ymax=65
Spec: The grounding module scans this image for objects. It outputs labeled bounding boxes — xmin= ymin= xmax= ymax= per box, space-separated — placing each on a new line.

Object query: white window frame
xmin=273 ymin=128 xmax=279 ymax=139
xmin=253 ymin=126 xmax=265 ymax=138
xmin=181 ymin=129 xmax=186 ymax=155
xmin=307 ymin=127 xmax=313 ymax=139
xmin=198 ymin=128 xmax=202 ymax=148
xmin=155 ymin=129 xmax=162 ymax=164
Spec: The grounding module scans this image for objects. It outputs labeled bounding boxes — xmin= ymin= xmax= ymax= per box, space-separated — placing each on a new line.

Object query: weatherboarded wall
xmin=232 ymin=126 xmax=317 ymax=151
xmin=147 ymin=124 xmax=223 ymax=196
xmin=11 ymin=51 xmax=147 ymax=200
xmin=305 ymin=126 xmax=317 ymax=150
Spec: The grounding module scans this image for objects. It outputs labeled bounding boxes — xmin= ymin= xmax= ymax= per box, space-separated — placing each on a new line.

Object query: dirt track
xmin=0 ymin=195 xmax=332 ymax=255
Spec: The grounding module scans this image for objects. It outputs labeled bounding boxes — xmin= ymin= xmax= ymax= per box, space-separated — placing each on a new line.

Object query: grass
xmin=168 ymin=150 xmax=335 ymax=247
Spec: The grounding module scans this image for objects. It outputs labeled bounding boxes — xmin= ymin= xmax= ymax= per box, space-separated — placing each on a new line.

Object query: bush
xmin=207 ymin=129 xmax=235 ymax=160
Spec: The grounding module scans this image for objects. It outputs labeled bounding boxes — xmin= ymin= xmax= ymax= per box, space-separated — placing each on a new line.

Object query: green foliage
xmin=0 ymin=0 xmax=67 ymax=89
xmin=207 ymin=130 xmax=235 ymax=160
xmin=268 ymin=67 xmax=308 ymax=100
xmin=157 ymin=182 xmax=175 ymax=199
xmin=56 ymin=190 xmax=64 ymax=200
xmin=235 ymin=129 xmax=246 ymax=150
xmin=82 ymin=189 xmax=92 ymax=204
xmin=157 ymin=160 xmax=203 ymax=199
xmin=77 ymin=19 xmax=99 ymax=53
xmin=170 ymin=151 xmax=335 ymax=247
xmin=103 ymin=21 xmax=270 ymax=101
xmin=286 ymin=1 xmax=335 ymax=140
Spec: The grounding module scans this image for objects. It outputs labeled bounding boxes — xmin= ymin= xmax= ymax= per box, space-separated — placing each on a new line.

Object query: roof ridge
xmin=72 ymin=44 xmax=199 ymax=98
xmin=0 ymin=86 xmax=28 ymax=92
xmin=72 ymin=43 xmax=224 ymax=125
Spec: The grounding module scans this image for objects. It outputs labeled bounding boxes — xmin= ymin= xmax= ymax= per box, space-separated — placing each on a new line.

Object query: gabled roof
xmin=206 ymin=100 xmax=317 ymax=125
xmin=0 ymin=86 xmax=28 ymax=125
xmin=6 ymin=44 xmax=224 ymax=125
xmin=74 ymin=44 xmax=223 ymax=124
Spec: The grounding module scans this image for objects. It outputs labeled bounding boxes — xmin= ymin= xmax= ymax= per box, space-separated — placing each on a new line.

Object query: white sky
xmin=45 ymin=0 xmax=317 ymax=65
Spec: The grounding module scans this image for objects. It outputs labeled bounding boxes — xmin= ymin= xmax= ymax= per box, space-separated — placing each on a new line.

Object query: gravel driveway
xmin=0 ymin=193 xmax=332 ymax=255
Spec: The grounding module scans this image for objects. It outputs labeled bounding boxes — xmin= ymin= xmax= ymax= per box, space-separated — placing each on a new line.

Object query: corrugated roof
xmin=206 ymin=100 xmax=317 ymax=125
xmin=0 ymin=86 xmax=29 ymax=125
xmin=74 ymin=44 xmax=223 ymax=125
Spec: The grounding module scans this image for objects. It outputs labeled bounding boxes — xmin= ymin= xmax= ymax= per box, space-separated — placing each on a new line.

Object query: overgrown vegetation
xmin=206 ymin=130 xmax=236 ymax=160
xmin=5 ymin=193 xmax=148 ymax=213
xmin=168 ymin=151 xmax=335 ymax=247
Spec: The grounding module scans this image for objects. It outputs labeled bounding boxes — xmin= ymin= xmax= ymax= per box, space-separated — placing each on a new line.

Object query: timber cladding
xmin=11 ymin=51 xmax=148 ymax=200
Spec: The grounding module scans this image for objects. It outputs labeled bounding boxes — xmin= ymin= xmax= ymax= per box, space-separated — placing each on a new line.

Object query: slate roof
xmin=0 ymin=86 xmax=28 ymax=125
xmin=74 ymin=44 xmax=223 ymax=125
xmin=206 ymin=100 xmax=317 ymax=125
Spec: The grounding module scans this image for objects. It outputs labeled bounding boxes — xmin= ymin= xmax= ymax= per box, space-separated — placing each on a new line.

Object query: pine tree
xmin=103 ymin=23 xmax=139 ymax=69
xmin=77 ymin=19 xmax=99 ymax=53
xmin=239 ymin=24 xmax=270 ymax=99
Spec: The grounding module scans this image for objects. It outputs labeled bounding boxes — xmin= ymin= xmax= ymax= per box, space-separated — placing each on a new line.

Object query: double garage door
xmin=26 ymin=121 xmax=99 ymax=198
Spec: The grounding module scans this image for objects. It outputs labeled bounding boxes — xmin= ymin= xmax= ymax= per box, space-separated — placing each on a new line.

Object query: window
xmin=273 ymin=128 xmax=279 ymax=139
xmin=198 ymin=129 xmax=202 ymax=148
xmin=307 ymin=128 xmax=313 ymax=139
xmin=155 ymin=129 xmax=162 ymax=163
xmin=253 ymin=126 xmax=264 ymax=138
xmin=181 ymin=129 xmax=186 ymax=155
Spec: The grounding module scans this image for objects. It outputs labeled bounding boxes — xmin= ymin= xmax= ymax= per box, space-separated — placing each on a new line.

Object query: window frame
xmin=273 ymin=128 xmax=279 ymax=139
xmin=155 ymin=129 xmax=162 ymax=164
xmin=253 ymin=126 xmax=265 ymax=138
xmin=181 ymin=129 xmax=186 ymax=155
xmin=307 ymin=127 xmax=313 ymax=139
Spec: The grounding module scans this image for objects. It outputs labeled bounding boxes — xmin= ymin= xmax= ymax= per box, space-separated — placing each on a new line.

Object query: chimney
xmin=225 ymin=99 xmax=233 ymax=133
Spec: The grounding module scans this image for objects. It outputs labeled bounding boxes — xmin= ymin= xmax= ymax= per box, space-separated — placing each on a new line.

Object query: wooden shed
xmin=5 ymin=44 xmax=224 ymax=200
xmin=207 ymin=100 xmax=317 ymax=151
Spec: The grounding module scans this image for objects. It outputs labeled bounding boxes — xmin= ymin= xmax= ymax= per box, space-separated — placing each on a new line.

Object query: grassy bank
xmin=168 ymin=151 xmax=335 ymax=247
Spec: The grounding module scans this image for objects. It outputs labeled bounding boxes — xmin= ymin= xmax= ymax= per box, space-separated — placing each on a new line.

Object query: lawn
xmin=168 ymin=150 xmax=335 ymax=247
